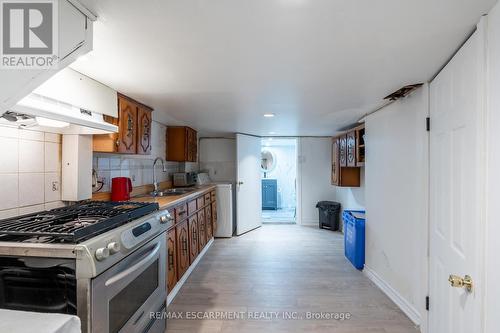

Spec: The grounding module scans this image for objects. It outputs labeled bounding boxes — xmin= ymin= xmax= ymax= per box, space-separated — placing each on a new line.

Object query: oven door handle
xmin=105 ymin=242 xmax=161 ymax=287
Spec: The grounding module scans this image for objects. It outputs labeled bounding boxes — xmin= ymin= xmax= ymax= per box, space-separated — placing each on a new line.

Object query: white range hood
xmin=3 ymin=68 xmax=118 ymax=134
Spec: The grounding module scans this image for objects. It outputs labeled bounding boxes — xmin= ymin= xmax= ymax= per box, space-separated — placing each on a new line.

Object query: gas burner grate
xmin=0 ymin=201 xmax=159 ymax=243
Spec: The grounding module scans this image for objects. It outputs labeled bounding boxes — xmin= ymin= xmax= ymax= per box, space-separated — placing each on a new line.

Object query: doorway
xmin=260 ymin=138 xmax=297 ymax=224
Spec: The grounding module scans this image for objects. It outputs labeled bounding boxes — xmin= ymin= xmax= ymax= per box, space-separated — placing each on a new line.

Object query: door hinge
xmin=426 ymin=117 xmax=430 ymax=131
xmin=426 ymin=296 xmax=430 ymax=311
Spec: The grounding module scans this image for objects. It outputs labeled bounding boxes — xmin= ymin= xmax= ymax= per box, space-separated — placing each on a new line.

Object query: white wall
xmin=298 ymin=137 xmax=337 ymax=225
xmin=199 ymin=138 xmax=236 ymax=182
xmin=484 ymin=3 xmax=500 ymax=332
xmin=364 ymin=86 xmax=428 ymax=327
xmin=0 ymin=126 xmax=65 ymax=219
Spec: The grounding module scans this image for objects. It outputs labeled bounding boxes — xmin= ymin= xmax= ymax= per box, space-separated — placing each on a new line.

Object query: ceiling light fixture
xmin=263 ymin=113 xmax=275 ymax=118
xmin=36 ymin=116 xmax=70 ymax=128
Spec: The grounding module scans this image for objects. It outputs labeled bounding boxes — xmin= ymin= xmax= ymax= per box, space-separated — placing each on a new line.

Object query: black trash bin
xmin=316 ymin=201 xmax=341 ymax=230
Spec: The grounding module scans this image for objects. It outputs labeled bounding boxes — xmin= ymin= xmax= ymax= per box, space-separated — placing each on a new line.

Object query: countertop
xmin=131 ymin=184 xmax=217 ymax=210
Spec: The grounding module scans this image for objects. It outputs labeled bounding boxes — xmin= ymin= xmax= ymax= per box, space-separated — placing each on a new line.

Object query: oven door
xmin=91 ymin=234 xmax=166 ymax=333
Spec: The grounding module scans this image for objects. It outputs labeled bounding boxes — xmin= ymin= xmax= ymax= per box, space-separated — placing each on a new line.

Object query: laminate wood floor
xmin=166 ymin=225 xmax=419 ymax=333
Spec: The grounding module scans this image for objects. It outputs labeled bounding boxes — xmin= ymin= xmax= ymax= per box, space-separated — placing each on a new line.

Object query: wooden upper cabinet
xmin=93 ymin=94 xmax=153 ymax=155
xmin=339 ymin=134 xmax=347 ymax=167
xmin=346 ymin=131 xmax=356 ymax=167
xmin=137 ymin=105 xmax=153 ymax=155
xmin=117 ymin=97 xmax=138 ymax=154
xmin=331 ymin=124 xmax=364 ymax=187
xmin=331 ymin=137 xmax=340 ymax=186
xmin=167 ymin=126 xmax=198 ymax=162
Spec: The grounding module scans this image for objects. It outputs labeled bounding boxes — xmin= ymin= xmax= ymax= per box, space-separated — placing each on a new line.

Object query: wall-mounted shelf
xmin=331 ymin=124 xmax=365 ymax=187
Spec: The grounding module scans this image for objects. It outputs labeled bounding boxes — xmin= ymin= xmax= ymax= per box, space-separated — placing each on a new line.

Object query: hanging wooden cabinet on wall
xmin=166 ymin=126 xmax=198 ymax=162
xmin=93 ymin=93 xmax=153 ymax=154
xmin=331 ymin=124 xmax=365 ymax=187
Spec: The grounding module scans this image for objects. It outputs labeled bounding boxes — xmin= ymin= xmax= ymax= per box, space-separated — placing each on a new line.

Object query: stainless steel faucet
xmin=152 ymin=157 xmax=167 ymax=194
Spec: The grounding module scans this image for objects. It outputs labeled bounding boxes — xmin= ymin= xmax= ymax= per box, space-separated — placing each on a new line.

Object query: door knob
xmin=448 ymin=274 xmax=473 ymax=292
xmin=238 ymin=181 xmax=244 ymax=185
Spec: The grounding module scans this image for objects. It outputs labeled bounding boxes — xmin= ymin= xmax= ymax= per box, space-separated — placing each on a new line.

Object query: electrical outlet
xmin=52 ymin=181 xmax=59 ymax=191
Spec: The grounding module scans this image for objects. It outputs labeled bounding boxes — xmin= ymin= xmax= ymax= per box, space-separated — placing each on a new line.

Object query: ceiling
xmin=72 ymin=0 xmax=497 ymax=136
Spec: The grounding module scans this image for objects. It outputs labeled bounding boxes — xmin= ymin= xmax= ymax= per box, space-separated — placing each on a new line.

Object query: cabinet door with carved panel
xmin=346 ymin=131 xmax=356 ymax=167
xmin=339 ymin=134 xmax=347 ymax=167
xmin=176 ymin=220 xmax=189 ymax=279
xmin=167 ymin=228 xmax=177 ymax=292
xmin=117 ymin=96 xmax=138 ymax=154
xmin=137 ymin=106 xmax=152 ymax=155
xmin=205 ymin=205 xmax=213 ymax=240
xmin=188 ymin=215 xmax=199 ymax=264
xmin=198 ymin=209 xmax=206 ymax=251
xmin=211 ymin=202 xmax=217 ymax=234
xmin=331 ymin=137 xmax=340 ymax=185
xmin=186 ymin=127 xmax=197 ymax=162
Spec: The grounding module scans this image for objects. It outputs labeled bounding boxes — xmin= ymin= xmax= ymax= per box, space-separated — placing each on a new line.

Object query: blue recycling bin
xmin=343 ymin=210 xmax=366 ymax=270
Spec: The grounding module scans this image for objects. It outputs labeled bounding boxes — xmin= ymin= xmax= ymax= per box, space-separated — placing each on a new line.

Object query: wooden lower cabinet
xmin=198 ymin=209 xmax=206 ymax=251
xmin=167 ymin=190 xmax=217 ymax=294
xmin=188 ymin=215 xmax=199 ymax=264
xmin=167 ymin=228 xmax=177 ymax=292
xmin=176 ymin=220 xmax=189 ymax=280
xmin=205 ymin=205 xmax=213 ymax=239
xmin=211 ymin=202 xmax=217 ymax=233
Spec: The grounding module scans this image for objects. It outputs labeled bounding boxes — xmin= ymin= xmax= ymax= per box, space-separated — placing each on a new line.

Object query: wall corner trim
xmin=363 ymin=265 xmax=421 ymax=327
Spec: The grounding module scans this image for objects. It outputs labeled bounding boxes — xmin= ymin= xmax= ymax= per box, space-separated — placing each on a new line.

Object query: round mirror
xmin=261 ymin=150 xmax=276 ymax=173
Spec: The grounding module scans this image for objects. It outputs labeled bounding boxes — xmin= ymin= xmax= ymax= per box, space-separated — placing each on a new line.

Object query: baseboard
xmin=167 ymin=238 xmax=214 ymax=306
xmin=300 ymin=219 xmax=318 ymax=226
xmin=363 ymin=265 xmax=421 ymax=326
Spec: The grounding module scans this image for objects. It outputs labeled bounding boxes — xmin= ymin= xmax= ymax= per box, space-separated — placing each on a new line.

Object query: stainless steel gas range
xmin=0 ymin=201 xmax=173 ymax=333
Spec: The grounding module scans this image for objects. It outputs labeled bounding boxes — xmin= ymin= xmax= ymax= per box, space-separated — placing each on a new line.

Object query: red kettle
xmin=111 ymin=177 xmax=133 ymax=201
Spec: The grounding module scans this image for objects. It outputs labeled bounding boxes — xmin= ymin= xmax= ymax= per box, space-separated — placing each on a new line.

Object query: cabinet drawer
xmin=187 ymin=199 xmax=197 ymax=216
xmin=175 ymin=203 xmax=188 ymax=222
xmin=204 ymin=193 xmax=211 ymax=204
xmin=211 ymin=190 xmax=216 ymax=202
xmin=197 ymin=197 xmax=204 ymax=209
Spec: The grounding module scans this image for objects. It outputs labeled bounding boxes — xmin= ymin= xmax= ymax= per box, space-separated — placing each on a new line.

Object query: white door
xmin=429 ymin=25 xmax=485 ymax=333
xmin=236 ymin=133 xmax=262 ymax=235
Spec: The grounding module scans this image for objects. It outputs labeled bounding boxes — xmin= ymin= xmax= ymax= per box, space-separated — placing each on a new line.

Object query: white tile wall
xmin=0 ymin=126 xmax=65 ymax=219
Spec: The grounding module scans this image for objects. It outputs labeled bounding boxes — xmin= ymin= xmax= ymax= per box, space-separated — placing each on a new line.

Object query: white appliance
xmin=1 ymin=68 xmax=118 ymax=134
xmin=197 ymin=173 xmax=235 ymax=238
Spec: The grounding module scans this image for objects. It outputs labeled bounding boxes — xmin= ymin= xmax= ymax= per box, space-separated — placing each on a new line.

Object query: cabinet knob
xmin=115 ymin=139 xmax=120 ymax=147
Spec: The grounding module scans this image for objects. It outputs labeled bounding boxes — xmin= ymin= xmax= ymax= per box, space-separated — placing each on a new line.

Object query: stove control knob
xmin=107 ymin=242 xmax=121 ymax=254
xmin=160 ymin=214 xmax=173 ymax=224
xmin=95 ymin=247 xmax=110 ymax=261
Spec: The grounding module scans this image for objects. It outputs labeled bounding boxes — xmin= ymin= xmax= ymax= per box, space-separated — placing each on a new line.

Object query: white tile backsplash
xmin=44 ymin=132 xmax=61 ymax=143
xmin=44 ymin=141 xmax=61 ymax=172
xmin=19 ymin=173 xmax=45 ymax=206
xmin=0 ymin=137 xmax=18 ymax=173
xmin=19 ymin=204 xmax=45 ymax=215
xmin=44 ymin=172 xmax=61 ymax=202
xmin=0 ymin=208 xmax=19 ymax=219
xmin=19 ymin=139 xmax=44 ymax=173
xmin=93 ymin=121 xmax=183 ymax=191
xmin=0 ymin=127 xmax=63 ymax=219
xmin=45 ymin=201 xmax=65 ymax=210
xmin=0 ymin=127 xmax=19 ymax=139
xmin=19 ymin=129 xmax=44 ymax=141
xmin=0 ymin=174 xmax=19 ymax=210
